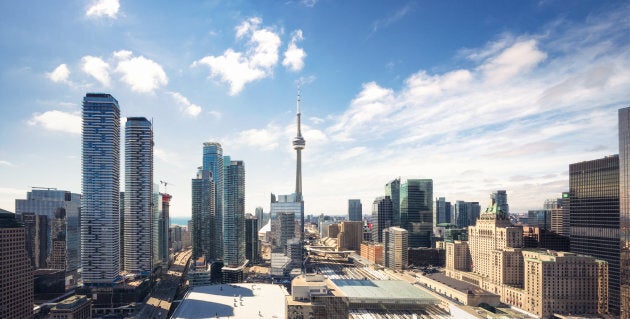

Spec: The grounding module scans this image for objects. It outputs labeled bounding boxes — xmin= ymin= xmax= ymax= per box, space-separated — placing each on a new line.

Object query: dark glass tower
xmin=400 ymin=179 xmax=433 ymax=248
xmin=619 ymin=107 xmax=630 ymax=318
xmin=385 ymin=178 xmax=401 ymax=226
xmin=81 ymin=93 xmax=120 ymax=285
xmin=202 ymin=142 xmax=224 ymax=259
xmin=570 ymin=155 xmax=619 ymax=315
xmin=348 ymin=199 xmax=362 ymax=221
xmin=224 ymin=160 xmax=245 ymax=267
xmin=191 ymin=167 xmax=215 ymax=260
xmin=371 ymin=196 xmax=393 ymax=243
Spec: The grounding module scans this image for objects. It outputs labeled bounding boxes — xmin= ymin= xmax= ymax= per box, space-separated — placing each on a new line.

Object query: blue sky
xmin=1 ymin=0 xmax=629 ymax=218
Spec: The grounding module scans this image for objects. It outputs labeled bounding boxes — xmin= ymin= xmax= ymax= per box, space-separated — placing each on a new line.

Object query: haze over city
xmin=1 ymin=0 xmax=629 ymax=218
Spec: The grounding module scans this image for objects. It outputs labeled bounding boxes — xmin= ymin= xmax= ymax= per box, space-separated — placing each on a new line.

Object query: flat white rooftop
xmin=172 ymin=283 xmax=287 ymax=319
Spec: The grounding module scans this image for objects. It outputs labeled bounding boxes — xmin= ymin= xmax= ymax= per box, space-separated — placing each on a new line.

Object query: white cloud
xmin=192 ymin=17 xmax=283 ymax=95
xmin=283 ymin=30 xmax=307 ymax=72
xmin=28 ymin=110 xmax=81 ymax=135
xmin=230 ymin=124 xmax=283 ymax=151
xmin=81 ymin=55 xmax=110 ymax=86
xmin=46 ymin=64 xmax=71 ymax=83
xmin=0 ymin=160 xmax=15 ymax=167
xmin=167 ymin=92 xmax=205 ymax=117
xmin=479 ymin=39 xmax=547 ymax=84
xmin=86 ymin=0 xmax=120 ymax=18
xmin=300 ymin=0 xmax=318 ymax=8
xmin=114 ymin=51 xmax=168 ymax=93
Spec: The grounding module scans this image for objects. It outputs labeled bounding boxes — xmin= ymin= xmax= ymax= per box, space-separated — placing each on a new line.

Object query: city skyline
xmin=1 ymin=1 xmax=630 ymax=218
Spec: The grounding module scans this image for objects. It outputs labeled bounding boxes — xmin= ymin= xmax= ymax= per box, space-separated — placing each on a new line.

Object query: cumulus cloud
xmin=114 ymin=50 xmax=168 ymax=93
xmin=46 ymin=64 xmax=71 ymax=83
xmin=193 ymin=17 xmax=286 ymax=95
xmin=479 ymin=39 xmax=547 ymax=84
xmin=283 ymin=30 xmax=306 ymax=72
xmin=167 ymin=92 xmax=207 ymax=117
xmin=231 ymin=124 xmax=283 ymax=151
xmin=81 ymin=55 xmax=110 ymax=86
xmin=28 ymin=110 xmax=81 ymax=134
xmin=86 ymin=0 xmax=120 ymax=18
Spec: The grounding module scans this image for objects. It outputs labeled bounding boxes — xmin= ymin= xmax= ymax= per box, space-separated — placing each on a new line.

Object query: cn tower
xmin=292 ymin=86 xmax=305 ymax=246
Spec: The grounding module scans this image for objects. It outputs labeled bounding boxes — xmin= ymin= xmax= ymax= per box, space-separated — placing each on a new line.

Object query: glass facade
xmin=191 ymin=167 xmax=216 ymax=261
xmin=371 ymin=196 xmax=392 ymax=243
xmin=434 ymin=197 xmax=452 ymax=226
xmin=620 ymin=107 xmax=630 ymax=318
xmin=385 ymin=178 xmax=400 ymax=227
xmin=123 ymin=117 xmax=153 ymax=274
xmin=224 ymin=160 xmax=245 ymax=267
xmin=454 ymin=201 xmax=481 ymax=228
xmin=81 ymin=93 xmax=120 ymax=285
xmin=202 ymin=142 xmax=224 ymax=258
xmin=270 ymin=193 xmax=303 ymax=251
xmin=348 ymin=199 xmax=362 ymax=221
xmin=570 ymin=155 xmax=619 ymax=315
xmin=400 ymin=179 xmax=433 ymax=248
xmin=15 ymin=189 xmax=81 ymax=274
xmin=491 ymin=190 xmax=509 ymax=215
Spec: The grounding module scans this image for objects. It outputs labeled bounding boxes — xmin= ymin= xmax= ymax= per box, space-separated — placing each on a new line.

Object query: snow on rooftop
xmin=172 ymin=283 xmax=287 ymax=319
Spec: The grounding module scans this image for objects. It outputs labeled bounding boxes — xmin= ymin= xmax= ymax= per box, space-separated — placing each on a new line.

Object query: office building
xmin=48 ymin=295 xmax=92 ymax=319
xmin=385 ymin=178 xmax=401 ymax=226
xmin=400 ymin=179 xmax=433 ymax=248
xmin=270 ymin=193 xmax=303 ymax=250
xmin=570 ymin=155 xmax=620 ymax=315
xmin=337 ymin=221 xmax=363 ymax=252
xmin=527 ymin=209 xmax=551 ymax=230
xmin=224 ymin=160 xmax=246 ymax=267
xmin=255 ymin=207 xmax=265 ymax=231
xmin=549 ymin=193 xmax=570 ymax=236
xmin=383 ymin=226 xmax=408 ymax=270
xmin=15 ymin=188 xmax=81 ymax=274
xmin=360 ymin=242 xmax=384 ymax=265
xmin=278 ymin=211 xmax=296 ymax=253
xmin=371 ymin=196 xmax=393 ymax=243
xmin=348 ymin=199 xmax=362 ymax=221
xmin=191 ymin=167 xmax=216 ymax=261
xmin=434 ymin=197 xmax=452 ymax=226
xmin=245 ymin=215 xmax=259 ymax=265
xmin=123 ymin=117 xmax=153 ymax=274
xmin=170 ymin=225 xmax=183 ymax=252
xmin=0 ymin=211 xmax=34 ymax=319
xmin=454 ymin=201 xmax=481 ymax=228
xmin=202 ymin=142 xmax=224 ymax=258
xmin=490 ymin=190 xmax=509 ymax=215
xmin=159 ymin=193 xmax=171 ymax=264
xmin=619 ymin=106 xmax=630 ymax=318
xmin=81 ymin=93 xmax=120 ymax=285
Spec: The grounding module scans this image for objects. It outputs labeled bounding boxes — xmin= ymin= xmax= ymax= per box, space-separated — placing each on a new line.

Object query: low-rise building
xmin=48 ymin=295 xmax=91 ymax=319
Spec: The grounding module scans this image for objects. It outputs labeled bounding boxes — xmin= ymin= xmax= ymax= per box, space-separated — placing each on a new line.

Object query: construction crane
xmin=159 ymin=180 xmax=174 ymax=193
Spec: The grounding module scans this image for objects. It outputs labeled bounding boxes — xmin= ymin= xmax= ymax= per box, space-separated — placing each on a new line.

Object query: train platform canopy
xmin=330 ymin=279 xmax=439 ymax=306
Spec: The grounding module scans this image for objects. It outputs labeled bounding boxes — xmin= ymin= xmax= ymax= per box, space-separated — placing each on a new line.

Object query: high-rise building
xmin=570 ymin=155 xmax=620 ymax=315
xmin=278 ymin=211 xmax=296 ymax=253
xmin=549 ymin=193 xmax=570 ymax=237
xmin=434 ymin=197 xmax=452 ymax=226
xmin=400 ymin=179 xmax=433 ymax=248
xmin=159 ymin=193 xmax=171 ymax=265
xmin=371 ymin=196 xmax=393 ymax=243
xmin=0 ymin=210 xmax=34 ymax=319
xmin=152 ymin=183 xmax=162 ymax=268
xmin=620 ymin=106 xmax=630 ymax=319
xmin=337 ymin=221 xmax=363 ymax=251
xmin=202 ymin=142 xmax=224 ymax=258
xmin=255 ymin=207 xmax=265 ymax=231
xmin=491 ymin=190 xmax=509 ymax=215
xmin=191 ymin=167 xmax=216 ymax=261
xmin=81 ymin=93 xmax=120 ymax=285
xmin=348 ymin=199 xmax=362 ymax=221
xmin=224 ymin=160 xmax=245 ymax=267
xmin=385 ymin=178 xmax=401 ymax=226
xmin=245 ymin=215 xmax=260 ymax=264
xmin=123 ymin=117 xmax=153 ymax=274
xmin=383 ymin=226 xmax=408 ymax=270
xmin=15 ymin=188 xmax=81 ymax=274
xmin=119 ymin=192 xmax=125 ymax=270
xmin=527 ymin=209 xmax=551 ymax=230
xmin=454 ymin=201 xmax=481 ymax=228
xmin=270 ymin=193 xmax=303 ymax=251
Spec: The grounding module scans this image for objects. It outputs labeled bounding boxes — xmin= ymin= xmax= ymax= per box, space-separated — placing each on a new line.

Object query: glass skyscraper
xmin=123 ymin=117 xmax=153 ymax=274
xmin=348 ymin=199 xmax=362 ymax=221
xmin=491 ymin=190 xmax=509 ymax=215
xmin=191 ymin=167 xmax=216 ymax=261
xmin=371 ymin=196 xmax=393 ymax=243
xmin=570 ymin=155 xmax=620 ymax=315
xmin=224 ymin=160 xmax=245 ymax=267
xmin=81 ymin=93 xmax=120 ymax=285
xmin=202 ymin=142 xmax=224 ymax=258
xmin=400 ymin=179 xmax=433 ymax=248
xmin=434 ymin=197 xmax=452 ymax=226
xmin=454 ymin=200 xmax=481 ymax=228
xmin=619 ymin=106 xmax=630 ymax=318
xmin=385 ymin=178 xmax=401 ymax=226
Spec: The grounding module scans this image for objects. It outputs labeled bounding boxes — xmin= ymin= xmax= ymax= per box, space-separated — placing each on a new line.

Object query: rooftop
xmin=331 ymin=279 xmax=439 ymax=305
xmin=172 ymin=283 xmax=287 ymax=319
xmin=425 ymin=272 xmax=497 ymax=296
